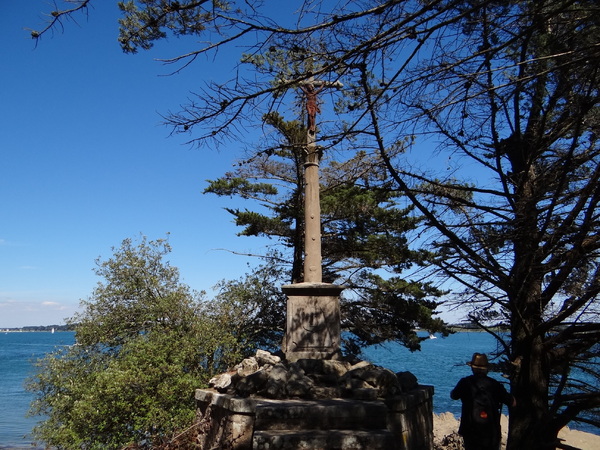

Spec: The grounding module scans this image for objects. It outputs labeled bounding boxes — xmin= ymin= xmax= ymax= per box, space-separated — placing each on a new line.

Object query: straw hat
xmin=467 ymin=353 xmax=489 ymax=369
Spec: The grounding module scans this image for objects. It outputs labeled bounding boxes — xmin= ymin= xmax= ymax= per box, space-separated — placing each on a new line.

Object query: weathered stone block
xmin=209 ymin=372 xmax=234 ymax=391
xmin=352 ymin=387 xmax=379 ymax=401
xmin=347 ymin=367 xmax=401 ymax=397
xmin=195 ymin=390 xmax=257 ymax=450
xmin=386 ymin=385 xmax=435 ymax=450
xmin=235 ymin=370 xmax=268 ymax=397
xmin=256 ymin=349 xmax=281 ymax=365
xmin=282 ymin=282 xmax=344 ymax=361
xmin=195 ymin=387 xmax=434 ymax=450
xmin=252 ymin=429 xmax=395 ymax=449
xmin=238 ymin=357 xmax=260 ymax=376
xmin=286 ymin=376 xmax=315 ymax=398
xmin=261 ymin=363 xmax=289 ymax=399
xmin=396 ymin=371 xmax=419 ymax=391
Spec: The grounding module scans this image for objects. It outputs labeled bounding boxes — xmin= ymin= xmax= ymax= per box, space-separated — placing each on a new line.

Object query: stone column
xmin=303 ymin=134 xmax=322 ymax=283
xmin=283 ymin=77 xmax=344 ymax=361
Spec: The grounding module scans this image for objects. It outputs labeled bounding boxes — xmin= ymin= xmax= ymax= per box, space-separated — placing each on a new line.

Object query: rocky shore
xmin=433 ymin=412 xmax=600 ymax=450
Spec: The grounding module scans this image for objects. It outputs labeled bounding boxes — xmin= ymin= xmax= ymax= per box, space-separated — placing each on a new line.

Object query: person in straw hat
xmin=451 ymin=353 xmax=516 ymax=450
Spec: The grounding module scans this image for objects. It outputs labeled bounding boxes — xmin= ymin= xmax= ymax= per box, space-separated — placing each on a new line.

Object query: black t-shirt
xmin=451 ymin=374 xmax=513 ymax=442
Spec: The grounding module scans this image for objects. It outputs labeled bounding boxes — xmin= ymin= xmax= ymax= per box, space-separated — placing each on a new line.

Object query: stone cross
xmin=298 ymin=77 xmax=342 ymax=283
xmin=282 ymin=76 xmax=344 ymax=361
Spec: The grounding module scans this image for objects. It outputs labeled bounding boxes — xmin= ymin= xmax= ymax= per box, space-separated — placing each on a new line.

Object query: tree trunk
xmin=507 ymin=335 xmax=556 ymax=449
xmin=504 ymin=131 xmax=559 ymax=449
xmin=507 ymin=284 xmax=557 ymax=449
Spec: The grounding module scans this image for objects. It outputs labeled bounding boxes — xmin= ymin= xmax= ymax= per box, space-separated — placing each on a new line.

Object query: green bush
xmin=27 ymin=236 xmax=242 ymax=449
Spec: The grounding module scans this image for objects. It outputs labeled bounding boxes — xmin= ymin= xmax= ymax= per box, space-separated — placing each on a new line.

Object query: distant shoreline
xmin=2 ymin=329 xmax=61 ymax=332
xmin=447 ymin=326 xmax=510 ymax=332
xmin=1 ymin=325 xmax=73 ymax=333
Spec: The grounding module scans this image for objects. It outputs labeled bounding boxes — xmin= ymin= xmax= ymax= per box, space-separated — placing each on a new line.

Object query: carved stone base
xmin=194 ymin=386 xmax=434 ymax=450
xmin=281 ymin=282 xmax=344 ymax=361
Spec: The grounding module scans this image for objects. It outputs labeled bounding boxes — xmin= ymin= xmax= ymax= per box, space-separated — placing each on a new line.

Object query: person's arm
xmin=451 ymin=378 xmax=464 ymax=400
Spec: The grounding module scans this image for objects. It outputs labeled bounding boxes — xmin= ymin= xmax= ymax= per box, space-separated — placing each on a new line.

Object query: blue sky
xmin=1 ymin=2 xmax=468 ymax=329
xmin=1 ymin=2 xmax=272 ymax=328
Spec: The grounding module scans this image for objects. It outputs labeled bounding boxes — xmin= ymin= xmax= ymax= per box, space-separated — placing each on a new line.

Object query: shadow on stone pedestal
xmin=282 ymin=282 xmax=344 ymax=362
xmin=194 ymin=386 xmax=434 ymax=449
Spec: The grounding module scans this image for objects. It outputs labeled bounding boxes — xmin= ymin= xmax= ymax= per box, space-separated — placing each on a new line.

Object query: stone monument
xmin=193 ymin=77 xmax=434 ymax=449
xmin=282 ymin=77 xmax=345 ymax=362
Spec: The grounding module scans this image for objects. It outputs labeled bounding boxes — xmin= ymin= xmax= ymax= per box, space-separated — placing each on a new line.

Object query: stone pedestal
xmin=194 ymin=386 xmax=434 ymax=450
xmin=281 ymin=282 xmax=344 ymax=361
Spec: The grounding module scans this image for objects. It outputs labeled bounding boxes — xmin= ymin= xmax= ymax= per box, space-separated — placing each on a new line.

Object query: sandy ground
xmin=433 ymin=412 xmax=600 ymax=450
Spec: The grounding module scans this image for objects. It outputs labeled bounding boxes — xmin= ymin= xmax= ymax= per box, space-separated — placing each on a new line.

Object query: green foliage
xmin=205 ymin=115 xmax=449 ymax=352
xmin=343 ymin=272 xmax=447 ymax=353
xmin=205 ymin=177 xmax=278 ymax=198
xmin=208 ymin=257 xmax=287 ymax=355
xmin=320 ymin=179 xmax=428 ymax=274
xmin=117 ymin=1 xmax=229 ymax=54
xmin=27 ymin=236 xmax=242 ymax=449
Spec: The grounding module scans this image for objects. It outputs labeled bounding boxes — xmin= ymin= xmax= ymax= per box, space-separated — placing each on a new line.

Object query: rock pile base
xmin=195 ymin=350 xmax=434 ymax=449
xmin=207 ymin=349 xmax=419 ymax=401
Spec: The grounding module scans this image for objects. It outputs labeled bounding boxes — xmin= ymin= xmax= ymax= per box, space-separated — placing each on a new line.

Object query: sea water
xmin=362 ymin=331 xmax=508 ymax=419
xmin=0 ymin=331 xmax=75 ymax=449
xmin=0 ymin=331 xmax=596 ymax=447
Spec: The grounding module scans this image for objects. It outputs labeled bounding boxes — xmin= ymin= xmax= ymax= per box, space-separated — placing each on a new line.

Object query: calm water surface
xmin=0 ymin=331 xmax=75 ymax=449
xmin=0 ymin=330 xmax=596 ymax=447
xmin=364 ymin=331 xmax=598 ymax=435
xmin=363 ymin=331 xmax=507 ymax=418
